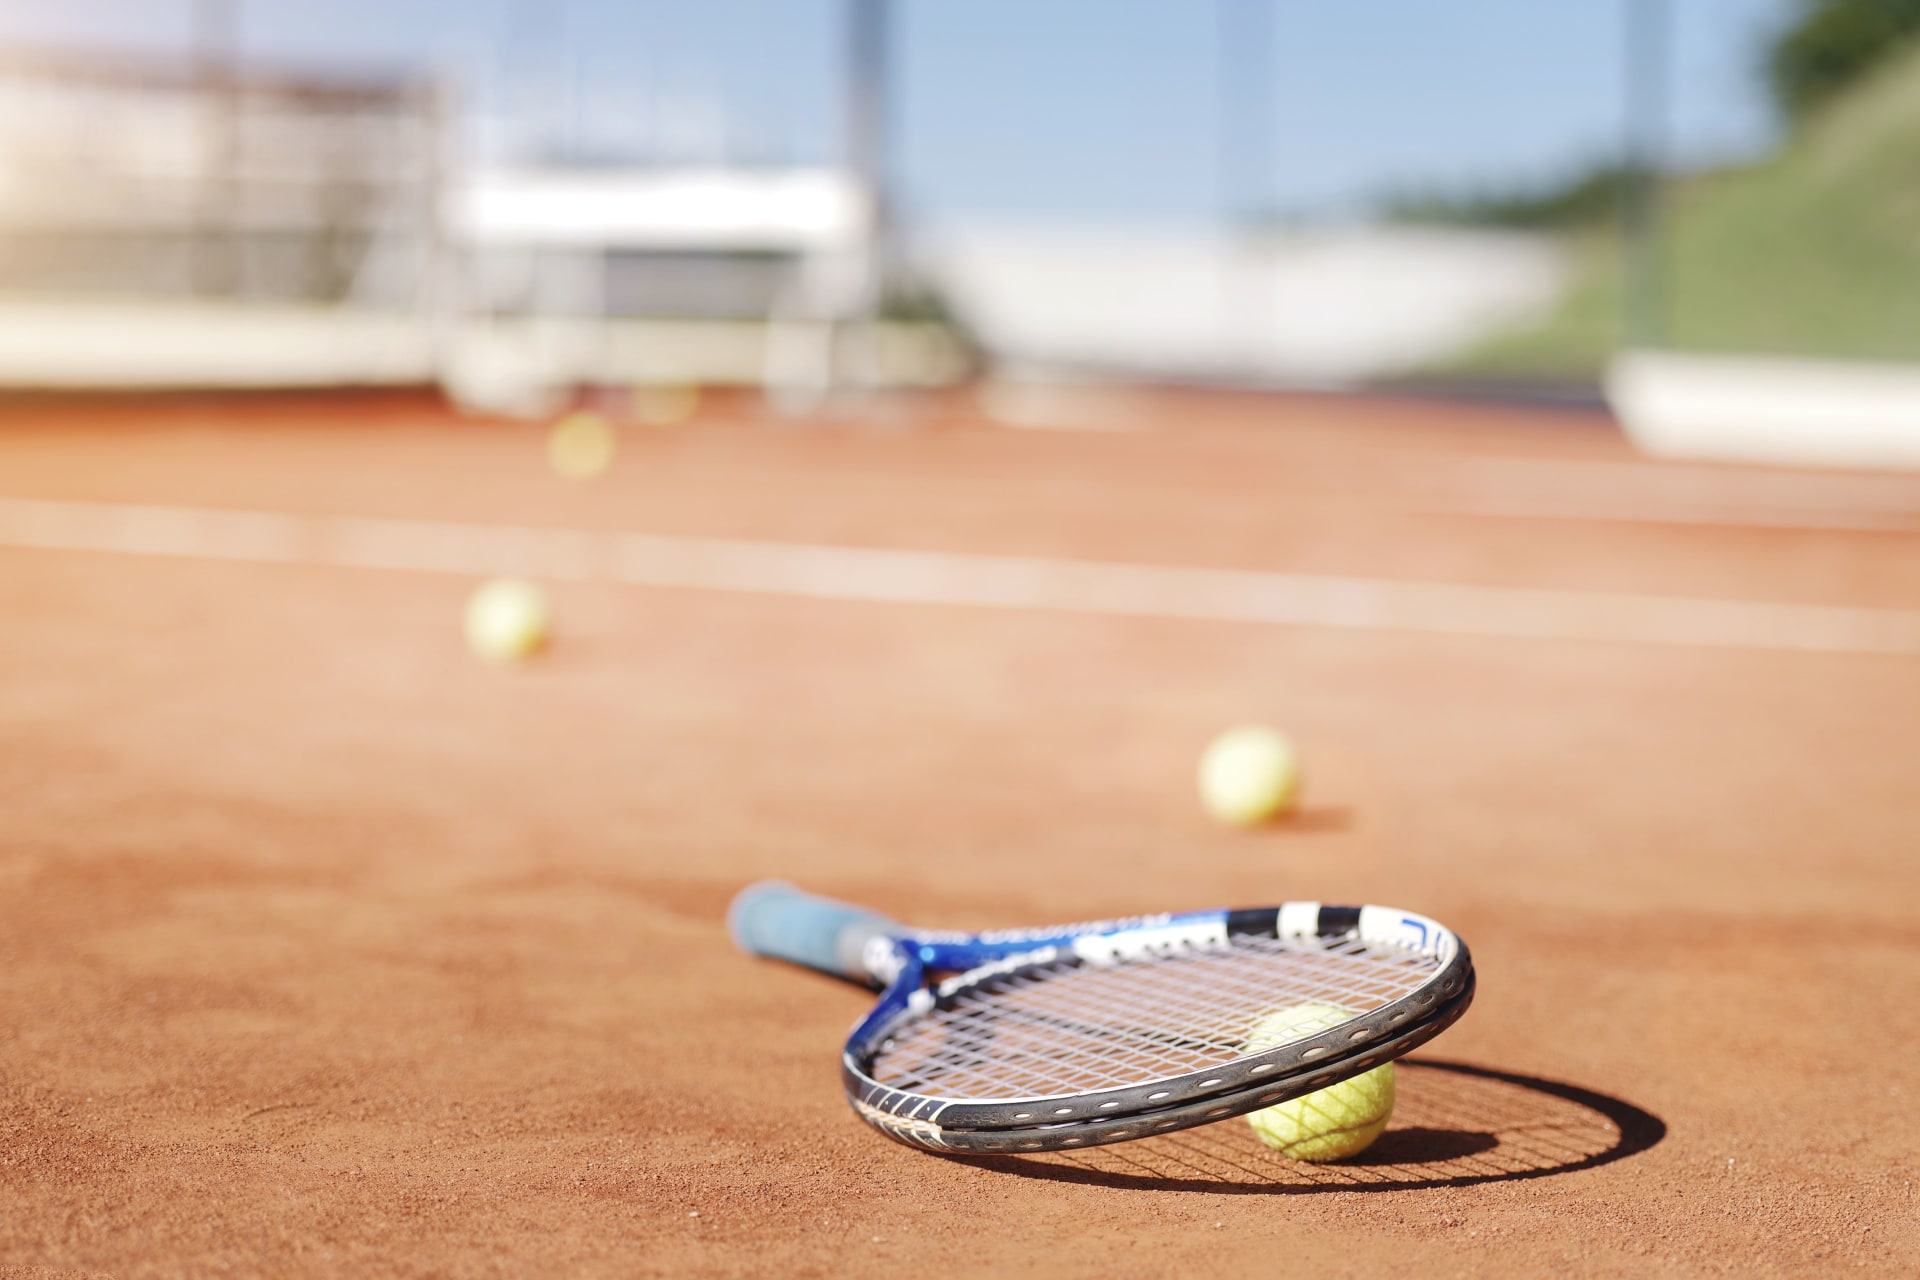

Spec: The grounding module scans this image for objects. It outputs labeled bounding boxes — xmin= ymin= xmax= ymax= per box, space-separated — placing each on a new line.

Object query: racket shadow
xmin=946 ymin=1059 xmax=1665 ymax=1195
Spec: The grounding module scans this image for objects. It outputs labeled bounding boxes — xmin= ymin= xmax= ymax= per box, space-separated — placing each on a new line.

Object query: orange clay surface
xmin=2 ymin=387 xmax=1918 ymax=1277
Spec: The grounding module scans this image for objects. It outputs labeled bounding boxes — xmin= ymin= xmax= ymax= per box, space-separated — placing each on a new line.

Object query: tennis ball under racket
xmin=1243 ymin=1003 xmax=1395 ymax=1161
xmin=547 ymin=410 xmax=618 ymax=479
xmin=464 ymin=578 xmax=551 ymax=664
xmin=1198 ymin=725 xmax=1301 ymax=825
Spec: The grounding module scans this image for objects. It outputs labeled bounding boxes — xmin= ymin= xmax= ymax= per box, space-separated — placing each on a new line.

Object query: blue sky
xmin=0 ymin=0 xmax=1795 ymax=224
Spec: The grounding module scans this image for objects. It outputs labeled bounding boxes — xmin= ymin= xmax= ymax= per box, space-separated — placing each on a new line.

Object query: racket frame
xmin=833 ymin=902 xmax=1474 ymax=1151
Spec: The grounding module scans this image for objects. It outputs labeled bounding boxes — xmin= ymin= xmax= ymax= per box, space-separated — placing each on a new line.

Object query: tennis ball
xmin=1243 ymin=1003 xmax=1394 ymax=1161
xmin=548 ymin=410 xmax=618 ymax=479
xmin=464 ymin=578 xmax=551 ymax=664
xmin=1198 ymin=725 xmax=1300 ymax=825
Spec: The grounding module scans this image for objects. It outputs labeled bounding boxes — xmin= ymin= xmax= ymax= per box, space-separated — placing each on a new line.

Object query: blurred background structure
xmin=0 ymin=0 xmax=1916 ymax=459
xmin=0 ymin=34 xmax=444 ymax=387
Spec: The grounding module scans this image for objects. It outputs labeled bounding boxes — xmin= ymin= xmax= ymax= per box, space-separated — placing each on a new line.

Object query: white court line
xmin=2 ymin=496 xmax=1918 ymax=657
xmin=1413 ymin=457 xmax=1920 ymax=533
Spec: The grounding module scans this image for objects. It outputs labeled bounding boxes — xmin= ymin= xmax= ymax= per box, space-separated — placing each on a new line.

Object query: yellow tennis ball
xmin=464 ymin=578 xmax=551 ymax=664
xmin=548 ymin=410 xmax=618 ymax=479
xmin=1243 ymin=1003 xmax=1394 ymax=1161
xmin=1198 ymin=725 xmax=1301 ymax=825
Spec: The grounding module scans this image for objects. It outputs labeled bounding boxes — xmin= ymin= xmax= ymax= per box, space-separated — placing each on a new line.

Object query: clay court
xmin=2 ymin=387 xmax=1918 ymax=1276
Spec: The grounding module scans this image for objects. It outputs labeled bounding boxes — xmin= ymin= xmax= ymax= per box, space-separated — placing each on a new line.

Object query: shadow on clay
xmin=946 ymin=1059 xmax=1666 ymax=1195
xmin=1273 ymin=804 xmax=1355 ymax=834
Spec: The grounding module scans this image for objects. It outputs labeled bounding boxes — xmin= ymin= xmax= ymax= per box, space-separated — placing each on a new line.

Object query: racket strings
xmin=870 ymin=933 xmax=1437 ymax=1101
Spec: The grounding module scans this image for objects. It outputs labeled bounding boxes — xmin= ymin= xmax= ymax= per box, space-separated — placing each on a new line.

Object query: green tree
xmin=1769 ymin=0 xmax=1920 ymax=122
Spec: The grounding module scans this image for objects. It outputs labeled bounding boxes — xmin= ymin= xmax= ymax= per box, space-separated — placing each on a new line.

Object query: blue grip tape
xmin=727 ymin=881 xmax=897 ymax=980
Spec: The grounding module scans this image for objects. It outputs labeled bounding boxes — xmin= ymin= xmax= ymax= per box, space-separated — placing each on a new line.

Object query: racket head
xmin=725 ymin=883 xmax=1474 ymax=1154
xmin=840 ymin=904 xmax=1473 ymax=1151
xmin=850 ymin=971 xmax=1474 ymax=1153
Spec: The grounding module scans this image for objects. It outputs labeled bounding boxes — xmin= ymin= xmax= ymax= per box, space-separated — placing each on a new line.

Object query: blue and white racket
xmin=728 ymin=882 xmax=1475 ymax=1153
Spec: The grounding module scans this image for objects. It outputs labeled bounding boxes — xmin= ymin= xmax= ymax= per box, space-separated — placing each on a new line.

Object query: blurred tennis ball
xmin=1243 ymin=1003 xmax=1395 ymax=1161
xmin=464 ymin=578 xmax=551 ymax=664
xmin=547 ymin=410 xmax=618 ymax=479
xmin=633 ymin=382 xmax=700 ymax=427
xmin=1198 ymin=725 xmax=1300 ymax=825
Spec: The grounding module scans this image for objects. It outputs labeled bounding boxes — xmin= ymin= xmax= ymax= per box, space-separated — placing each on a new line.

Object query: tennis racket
xmin=728 ymin=882 xmax=1474 ymax=1153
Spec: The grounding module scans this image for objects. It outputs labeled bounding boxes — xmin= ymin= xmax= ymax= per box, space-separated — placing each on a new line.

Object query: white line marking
xmin=1 ymin=496 xmax=1917 ymax=656
xmin=1414 ymin=457 xmax=1920 ymax=533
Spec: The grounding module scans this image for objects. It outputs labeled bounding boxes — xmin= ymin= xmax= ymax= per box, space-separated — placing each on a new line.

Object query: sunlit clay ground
xmin=2 ymin=386 xmax=1916 ymax=1276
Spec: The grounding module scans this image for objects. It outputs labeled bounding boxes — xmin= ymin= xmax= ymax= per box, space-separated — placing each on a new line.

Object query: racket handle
xmin=727 ymin=881 xmax=899 ymax=984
